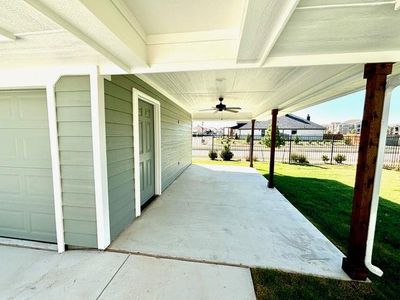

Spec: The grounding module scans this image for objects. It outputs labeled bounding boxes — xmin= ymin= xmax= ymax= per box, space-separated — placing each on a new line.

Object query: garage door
xmin=0 ymin=89 xmax=56 ymax=243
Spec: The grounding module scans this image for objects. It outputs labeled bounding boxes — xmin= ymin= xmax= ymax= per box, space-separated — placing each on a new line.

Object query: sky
xmin=193 ymin=87 xmax=400 ymax=128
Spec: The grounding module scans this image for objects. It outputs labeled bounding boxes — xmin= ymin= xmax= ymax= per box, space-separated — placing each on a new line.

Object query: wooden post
xmin=342 ymin=63 xmax=393 ymax=280
xmin=268 ymin=109 xmax=278 ymax=188
xmin=249 ymin=119 xmax=256 ymax=167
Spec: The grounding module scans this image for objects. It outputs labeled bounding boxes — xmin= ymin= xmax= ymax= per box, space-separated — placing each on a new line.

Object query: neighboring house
xmin=0 ymin=75 xmax=192 ymax=251
xmin=326 ymin=122 xmax=341 ymax=134
xmin=226 ymin=121 xmax=247 ymax=136
xmin=238 ymin=114 xmax=326 ymax=139
xmin=338 ymin=119 xmax=362 ymax=134
xmin=388 ymin=124 xmax=400 ymax=135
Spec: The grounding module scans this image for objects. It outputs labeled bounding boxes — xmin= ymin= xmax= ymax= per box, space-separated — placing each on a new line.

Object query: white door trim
xmin=46 ymin=82 xmax=65 ymax=253
xmin=132 ymin=88 xmax=162 ymax=217
xmin=90 ymin=69 xmax=111 ymax=249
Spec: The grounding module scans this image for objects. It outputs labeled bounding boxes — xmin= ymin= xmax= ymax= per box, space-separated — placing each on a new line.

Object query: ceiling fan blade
xmin=225 ymin=109 xmax=239 ymax=113
xmin=225 ymin=107 xmax=242 ymax=110
xmin=199 ymin=108 xmax=217 ymax=111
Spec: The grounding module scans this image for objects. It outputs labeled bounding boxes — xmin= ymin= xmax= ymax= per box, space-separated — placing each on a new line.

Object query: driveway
xmin=0 ymin=245 xmax=255 ymax=300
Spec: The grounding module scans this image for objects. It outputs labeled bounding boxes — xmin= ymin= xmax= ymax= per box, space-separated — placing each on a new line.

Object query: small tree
xmin=246 ymin=134 xmax=251 ymax=144
xmin=294 ymin=135 xmax=300 ymax=145
xmin=261 ymin=126 xmax=285 ymax=148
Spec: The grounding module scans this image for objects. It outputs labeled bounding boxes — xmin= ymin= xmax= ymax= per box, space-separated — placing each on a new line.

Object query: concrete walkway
xmin=0 ymin=245 xmax=255 ymax=300
xmin=110 ymin=164 xmax=349 ymax=280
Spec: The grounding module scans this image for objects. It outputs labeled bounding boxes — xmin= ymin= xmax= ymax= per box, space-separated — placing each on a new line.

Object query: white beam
xmin=236 ymin=0 xmax=299 ymax=64
xmin=24 ymin=0 xmax=131 ymax=73
xmin=297 ymin=1 xmax=396 ymax=10
xmin=264 ymin=51 xmax=400 ymax=68
xmin=79 ymin=0 xmax=148 ymax=68
xmin=259 ymin=0 xmax=300 ymax=66
xmin=0 ymin=27 xmax=16 ymax=41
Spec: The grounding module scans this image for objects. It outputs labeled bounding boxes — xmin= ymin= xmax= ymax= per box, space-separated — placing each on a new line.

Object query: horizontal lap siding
xmin=104 ymin=79 xmax=135 ymax=240
xmin=109 ymin=75 xmax=192 ymax=192
xmin=55 ymin=76 xmax=97 ymax=248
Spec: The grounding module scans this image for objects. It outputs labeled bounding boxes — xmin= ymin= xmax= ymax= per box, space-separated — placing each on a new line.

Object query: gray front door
xmin=139 ymin=100 xmax=155 ymax=205
xmin=0 ymin=89 xmax=56 ymax=243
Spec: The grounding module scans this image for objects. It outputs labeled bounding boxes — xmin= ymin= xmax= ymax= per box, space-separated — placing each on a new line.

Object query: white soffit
xmin=123 ymin=0 xmax=244 ymax=35
xmin=269 ymin=0 xmax=400 ymax=58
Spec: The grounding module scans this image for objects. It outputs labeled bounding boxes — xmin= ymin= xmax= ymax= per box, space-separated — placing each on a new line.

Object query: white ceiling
xmin=0 ymin=0 xmax=399 ymax=119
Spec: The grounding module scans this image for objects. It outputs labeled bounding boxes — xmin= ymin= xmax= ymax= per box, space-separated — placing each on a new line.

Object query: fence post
xmin=330 ymin=135 xmax=335 ymax=164
xmin=211 ymin=135 xmax=215 ymax=154
xmin=288 ymin=135 xmax=292 ymax=164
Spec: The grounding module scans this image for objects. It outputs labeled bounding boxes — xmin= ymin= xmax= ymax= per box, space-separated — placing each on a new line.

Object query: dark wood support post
xmin=342 ymin=63 xmax=393 ymax=280
xmin=249 ymin=119 xmax=256 ymax=167
xmin=268 ymin=109 xmax=278 ymax=188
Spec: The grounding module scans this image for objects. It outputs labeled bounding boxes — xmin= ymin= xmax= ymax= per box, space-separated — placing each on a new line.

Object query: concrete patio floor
xmin=110 ymin=164 xmax=350 ymax=280
xmin=0 ymin=245 xmax=255 ymax=300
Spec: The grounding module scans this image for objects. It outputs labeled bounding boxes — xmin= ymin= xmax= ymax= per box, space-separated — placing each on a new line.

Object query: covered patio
xmin=109 ymin=164 xmax=349 ymax=280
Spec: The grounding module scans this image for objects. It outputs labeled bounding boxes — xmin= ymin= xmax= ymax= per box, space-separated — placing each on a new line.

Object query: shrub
xmin=208 ymin=150 xmax=218 ymax=160
xmin=334 ymin=154 xmax=347 ymax=164
xmin=220 ymin=148 xmax=234 ymax=161
xmin=322 ymin=155 xmax=329 ymax=163
xmin=294 ymin=135 xmax=300 ymax=145
xmin=344 ymin=137 xmax=352 ymax=145
xmin=290 ymin=153 xmax=309 ymax=164
xmin=220 ymin=138 xmax=234 ymax=161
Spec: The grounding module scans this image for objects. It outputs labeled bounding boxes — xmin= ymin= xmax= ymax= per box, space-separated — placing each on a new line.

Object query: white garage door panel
xmin=0 ymin=89 xmax=56 ymax=243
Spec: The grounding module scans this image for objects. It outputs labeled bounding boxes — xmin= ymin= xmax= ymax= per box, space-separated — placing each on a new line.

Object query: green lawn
xmin=193 ymin=159 xmax=400 ymax=299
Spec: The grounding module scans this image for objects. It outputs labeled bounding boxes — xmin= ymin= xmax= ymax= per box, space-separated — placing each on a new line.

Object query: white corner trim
xmin=365 ymin=76 xmax=400 ymax=276
xmin=46 ymin=80 xmax=65 ymax=254
xmin=132 ymin=88 xmax=162 ymax=217
xmin=90 ymin=69 xmax=111 ymax=249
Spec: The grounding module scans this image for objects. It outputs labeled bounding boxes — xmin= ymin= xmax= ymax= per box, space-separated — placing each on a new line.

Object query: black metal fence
xmin=192 ymin=134 xmax=400 ymax=169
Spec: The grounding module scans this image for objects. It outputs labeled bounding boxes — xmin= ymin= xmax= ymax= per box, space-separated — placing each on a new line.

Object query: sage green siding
xmin=55 ymin=76 xmax=97 ymax=248
xmin=108 ymin=75 xmax=192 ymax=189
xmin=104 ymin=79 xmax=135 ymax=240
xmin=104 ymin=75 xmax=191 ymax=240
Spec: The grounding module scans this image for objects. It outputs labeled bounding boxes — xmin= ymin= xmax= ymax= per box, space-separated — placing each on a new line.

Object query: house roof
xmin=240 ymin=114 xmax=326 ymax=131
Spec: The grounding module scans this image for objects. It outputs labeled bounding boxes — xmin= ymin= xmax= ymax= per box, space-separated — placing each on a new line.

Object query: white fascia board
xmin=24 ymin=0 xmax=131 ymax=73
xmin=79 ymin=0 xmax=148 ymax=68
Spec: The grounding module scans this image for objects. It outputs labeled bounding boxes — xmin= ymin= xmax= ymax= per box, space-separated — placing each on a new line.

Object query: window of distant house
xmin=291 ymin=130 xmax=297 ymax=135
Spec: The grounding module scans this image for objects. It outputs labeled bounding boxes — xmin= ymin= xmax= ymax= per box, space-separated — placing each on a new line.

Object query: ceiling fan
xmin=199 ymin=97 xmax=242 ymax=113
